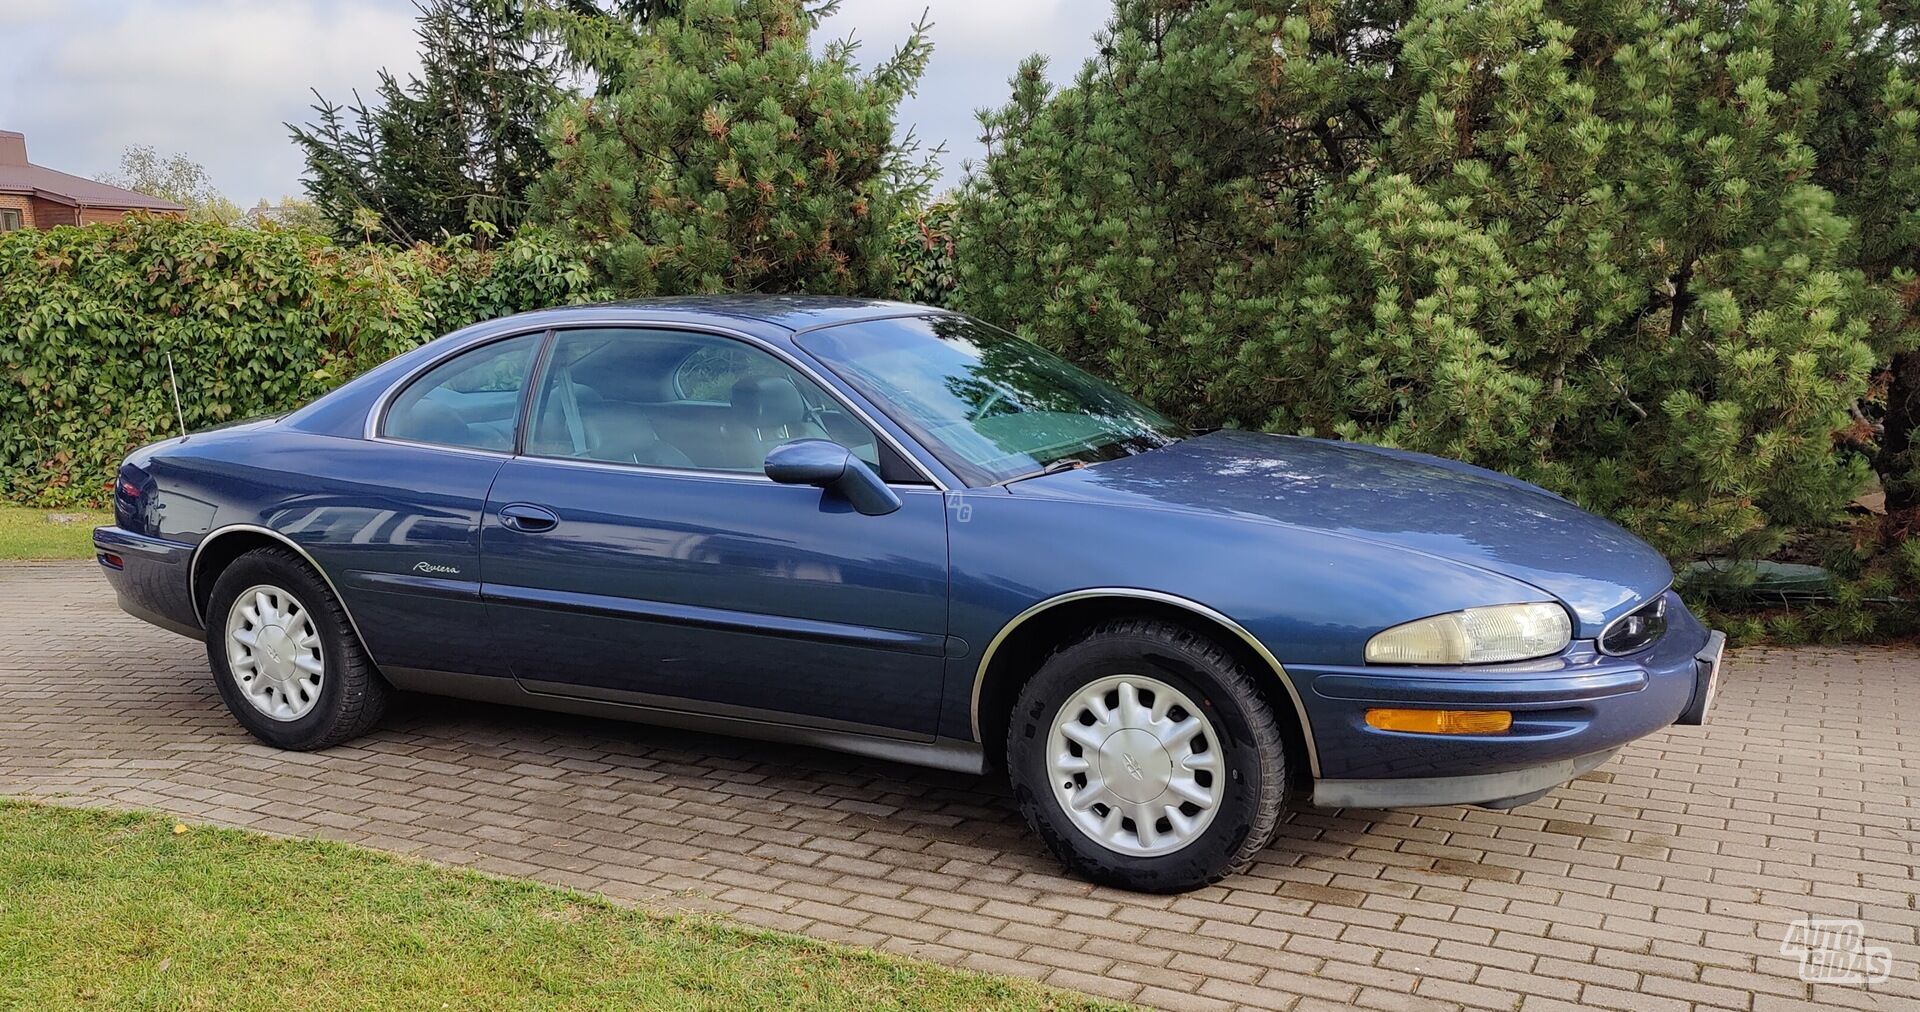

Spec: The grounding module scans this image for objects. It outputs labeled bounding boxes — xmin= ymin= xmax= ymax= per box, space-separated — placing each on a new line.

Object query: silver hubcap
xmin=224 ymin=584 xmax=324 ymax=722
xmin=1047 ymin=674 xmax=1225 ymax=857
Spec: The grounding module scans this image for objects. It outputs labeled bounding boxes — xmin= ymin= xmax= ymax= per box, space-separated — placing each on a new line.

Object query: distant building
xmin=0 ymin=130 xmax=186 ymax=231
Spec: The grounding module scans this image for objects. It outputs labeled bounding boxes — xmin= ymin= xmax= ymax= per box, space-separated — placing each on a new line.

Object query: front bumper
xmin=1298 ymin=591 xmax=1718 ymax=809
xmin=1314 ymin=748 xmax=1619 ymax=809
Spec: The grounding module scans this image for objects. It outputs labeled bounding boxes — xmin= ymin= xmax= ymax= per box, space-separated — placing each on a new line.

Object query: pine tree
xmin=290 ymin=0 xmax=575 ymax=245
xmin=529 ymin=0 xmax=936 ymax=296
xmin=1807 ymin=9 xmax=1920 ymax=526
xmin=957 ymin=0 xmax=1920 ymax=566
xmin=959 ymin=1 xmax=1371 ymax=404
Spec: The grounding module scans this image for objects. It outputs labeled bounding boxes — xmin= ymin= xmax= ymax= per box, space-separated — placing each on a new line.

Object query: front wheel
xmin=1007 ymin=619 xmax=1288 ymax=892
xmin=205 ymin=547 xmax=388 ymax=750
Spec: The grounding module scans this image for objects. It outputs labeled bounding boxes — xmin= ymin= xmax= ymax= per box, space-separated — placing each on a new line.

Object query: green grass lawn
xmin=0 ymin=506 xmax=110 ymax=560
xmin=0 ymin=802 xmax=1118 ymax=1011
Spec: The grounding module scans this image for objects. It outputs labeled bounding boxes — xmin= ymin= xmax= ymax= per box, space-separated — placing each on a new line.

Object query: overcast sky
xmin=0 ymin=0 xmax=1105 ymax=206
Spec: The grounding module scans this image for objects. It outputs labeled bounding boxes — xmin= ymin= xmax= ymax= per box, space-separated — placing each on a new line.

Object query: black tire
xmin=204 ymin=547 xmax=388 ymax=750
xmin=1006 ymin=619 xmax=1288 ymax=892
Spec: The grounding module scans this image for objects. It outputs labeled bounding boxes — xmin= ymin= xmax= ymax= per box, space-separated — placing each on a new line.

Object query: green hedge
xmin=0 ymin=218 xmax=604 ymax=506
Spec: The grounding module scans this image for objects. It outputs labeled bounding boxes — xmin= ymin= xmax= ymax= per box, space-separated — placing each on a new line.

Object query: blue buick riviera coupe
xmin=96 ymin=298 xmax=1723 ymax=891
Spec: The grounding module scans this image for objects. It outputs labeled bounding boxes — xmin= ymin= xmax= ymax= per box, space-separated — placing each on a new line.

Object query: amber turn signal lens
xmin=1365 ymin=709 xmax=1513 ymax=735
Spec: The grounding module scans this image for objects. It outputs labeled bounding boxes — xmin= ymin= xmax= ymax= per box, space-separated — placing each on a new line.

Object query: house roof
xmin=0 ymin=131 xmax=188 ymax=211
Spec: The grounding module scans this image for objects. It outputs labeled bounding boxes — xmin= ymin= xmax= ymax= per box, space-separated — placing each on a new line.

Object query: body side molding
xmin=970 ymin=587 xmax=1322 ymax=778
xmin=386 ymin=666 xmax=986 ymax=774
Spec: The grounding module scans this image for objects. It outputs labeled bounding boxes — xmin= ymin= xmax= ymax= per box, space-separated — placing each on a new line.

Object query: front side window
xmin=380 ymin=333 xmax=540 ymax=451
xmin=0 ymin=208 xmax=22 ymax=232
xmin=797 ymin=315 xmax=1186 ymax=485
xmin=524 ymin=328 xmax=884 ymax=474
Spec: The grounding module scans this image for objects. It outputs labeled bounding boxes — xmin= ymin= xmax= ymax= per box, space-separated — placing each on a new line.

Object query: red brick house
xmin=0 ymin=130 xmax=186 ymax=231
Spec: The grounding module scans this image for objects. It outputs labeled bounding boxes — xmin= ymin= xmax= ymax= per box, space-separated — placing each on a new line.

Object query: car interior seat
xmin=530 ymin=372 xmax=694 ymax=468
xmin=581 ymin=401 xmax=693 ymax=468
xmin=723 ymin=375 xmax=831 ymax=468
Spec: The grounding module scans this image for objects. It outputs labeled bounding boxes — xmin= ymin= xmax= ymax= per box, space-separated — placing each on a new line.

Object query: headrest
xmin=581 ymin=401 xmax=662 ymax=455
xmin=730 ymin=375 xmax=809 ymax=428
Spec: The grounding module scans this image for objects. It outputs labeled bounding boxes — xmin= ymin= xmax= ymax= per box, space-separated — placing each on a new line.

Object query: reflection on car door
xmin=481 ymin=466 xmax=950 ymax=738
xmin=298 ymin=440 xmax=508 ymax=679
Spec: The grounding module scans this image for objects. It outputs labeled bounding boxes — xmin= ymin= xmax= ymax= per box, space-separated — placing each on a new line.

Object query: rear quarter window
xmin=380 ymin=333 xmax=541 ymax=452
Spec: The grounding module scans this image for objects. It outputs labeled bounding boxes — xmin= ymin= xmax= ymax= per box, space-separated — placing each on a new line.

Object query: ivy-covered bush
xmin=890 ymin=202 xmax=961 ymax=308
xmin=0 ymin=217 xmax=602 ymax=506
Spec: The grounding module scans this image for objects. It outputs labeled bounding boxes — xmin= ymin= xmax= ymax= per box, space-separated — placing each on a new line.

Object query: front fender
xmin=944 ymin=493 xmax=1554 ymax=770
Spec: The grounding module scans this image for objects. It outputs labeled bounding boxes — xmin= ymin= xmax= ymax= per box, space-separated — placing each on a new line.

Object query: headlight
xmin=1365 ymin=603 xmax=1571 ymax=665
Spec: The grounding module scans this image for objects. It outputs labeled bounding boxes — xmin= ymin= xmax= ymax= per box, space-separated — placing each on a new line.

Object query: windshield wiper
xmin=1002 ymin=458 xmax=1088 ymax=486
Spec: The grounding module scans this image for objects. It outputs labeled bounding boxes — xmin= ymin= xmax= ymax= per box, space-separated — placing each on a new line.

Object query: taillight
xmin=114 ymin=466 xmax=149 ymax=535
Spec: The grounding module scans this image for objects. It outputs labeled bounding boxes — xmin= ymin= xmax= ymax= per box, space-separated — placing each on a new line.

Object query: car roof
xmin=484 ymin=295 xmax=948 ymax=336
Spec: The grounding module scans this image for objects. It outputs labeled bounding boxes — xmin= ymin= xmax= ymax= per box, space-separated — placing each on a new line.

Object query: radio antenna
xmin=166 ymin=352 xmax=187 ymax=437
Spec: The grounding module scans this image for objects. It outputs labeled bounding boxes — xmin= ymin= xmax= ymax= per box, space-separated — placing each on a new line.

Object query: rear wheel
xmin=1007 ymin=619 xmax=1287 ymax=892
xmin=205 ymin=547 xmax=387 ymax=750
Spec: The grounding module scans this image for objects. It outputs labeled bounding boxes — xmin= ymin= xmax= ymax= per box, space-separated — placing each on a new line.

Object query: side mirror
xmin=764 ymin=439 xmax=902 ymax=516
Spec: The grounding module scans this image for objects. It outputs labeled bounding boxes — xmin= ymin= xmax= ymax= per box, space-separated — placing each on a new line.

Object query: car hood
xmin=1006 ymin=430 xmax=1671 ymax=637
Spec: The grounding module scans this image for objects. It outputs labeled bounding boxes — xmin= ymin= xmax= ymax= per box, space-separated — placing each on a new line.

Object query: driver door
xmin=479 ymin=326 xmax=952 ymax=739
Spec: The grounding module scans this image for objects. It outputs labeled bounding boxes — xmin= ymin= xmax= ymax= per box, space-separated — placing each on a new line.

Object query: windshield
xmin=797 ymin=314 xmax=1186 ymax=486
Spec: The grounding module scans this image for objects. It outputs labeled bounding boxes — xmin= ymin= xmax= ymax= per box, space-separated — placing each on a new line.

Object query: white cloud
xmin=0 ymin=0 xmax=61 ymax=28
xmin=827 ymin=0 xmax=1097 ymax=55
xmin=0 ymin=0 xmax=1105 ymax=203
xmin=823 ymin=0 xmax=1107 ymax=191
xmin=3 ymin=0 xmax=419 ymax=202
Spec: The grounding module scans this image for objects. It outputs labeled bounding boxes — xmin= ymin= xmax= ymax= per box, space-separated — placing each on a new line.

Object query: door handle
xmin=499 ymin=503 xmax=560 ymax=533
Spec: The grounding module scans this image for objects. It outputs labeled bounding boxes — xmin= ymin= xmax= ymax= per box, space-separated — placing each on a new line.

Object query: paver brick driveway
xmin=2 ymin=562 xmax=1916 ymax=1011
